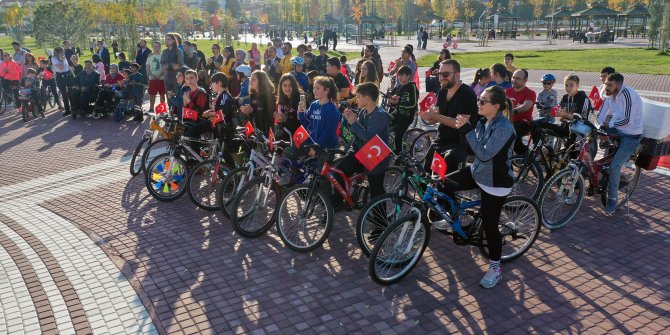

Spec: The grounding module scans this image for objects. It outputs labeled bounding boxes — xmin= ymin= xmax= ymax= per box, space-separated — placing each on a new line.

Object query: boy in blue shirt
xmin=290 ymin=57 xmax=309 ymax=93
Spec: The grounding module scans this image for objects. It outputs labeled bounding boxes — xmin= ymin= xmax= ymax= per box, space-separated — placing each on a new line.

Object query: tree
xmin=205 ymin=0 xmax=220 ymax=14
xmin=462 ymin=0 xmax=478 ymax=36
xmin=33 ymin=1 xmax=93 ymax=47
xmin=226 ymin=0 xmax=241 ymax=19
xmin=3 ymin=4 xmax=27 ymax=43
xmin=649 ymin=0 xmax=664 ymax=48
xmin=350 ymin=0 xmax=364 ymax=43
xmin=661 ymin=0 xmax=670 ymax=53
xmin=529 ymin=0 xmax=546 ymax=38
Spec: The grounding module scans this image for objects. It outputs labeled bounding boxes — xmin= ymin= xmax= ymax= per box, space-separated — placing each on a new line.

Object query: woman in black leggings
xmin=450 ymin=85 xmax=516 ymax=289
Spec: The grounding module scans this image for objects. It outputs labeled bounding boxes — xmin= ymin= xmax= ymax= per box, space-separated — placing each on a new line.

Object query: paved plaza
xmin=1 ymin=36 xmax=669 ymax=334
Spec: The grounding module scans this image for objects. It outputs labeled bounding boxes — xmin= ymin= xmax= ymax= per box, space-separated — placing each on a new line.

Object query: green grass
xmin=0 ymin=36 xmax=359 ymax=63
xmin=416 ymin=48 xmax=670 ymax=75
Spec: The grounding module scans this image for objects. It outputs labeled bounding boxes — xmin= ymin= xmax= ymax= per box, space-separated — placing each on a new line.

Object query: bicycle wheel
xmin=217 ymin=167 xmax=250 ymax=219
xmin=276 ymin=184 xmax=334 ymax=252
xmin=478 ymin=195 xmax=541 ymax=263
xmin=356 ymin=194 xmax=416 ymax=257
xmin=230 ymin=176 xmax=280 ymax=238
xmin=368 ymin=212 xmax=430 ymax=285
xmin=141 ymin=139 xmax=173 ymax=173
xmin=402 ymin=128 xmax=424 ymax=152
xmin=510 ymin=155 xmax=544 ymax=200
xmin=21 ymin=101 xmax=29 ymax=122
xmin=145 ymin=153 xmax=189 ymax=202
xmin=130 ymin=138 xmax=150 ymax=176
xmin=538 ymin=167 xmax=585 ymax=229
xmin=0 ymin=90 xmax=6 ymax=115
xmin=187 ymin=159 xmax=229 ymax=211
xmin=599 ymin=158 xmax=641 ymax=209
xmin=411 ymin=130 xmax=437 ymax=163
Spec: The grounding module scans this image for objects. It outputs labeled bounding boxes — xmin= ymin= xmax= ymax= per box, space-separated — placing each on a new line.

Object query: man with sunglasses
xmin=505 ymin=69 xmax=537 ymax=154
xmin=418 ymin=59 xmax=479 ymax=182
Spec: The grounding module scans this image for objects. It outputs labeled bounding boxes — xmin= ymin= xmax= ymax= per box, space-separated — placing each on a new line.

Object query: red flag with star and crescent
xmin=355 ymin=135 xmax=392 ymax=171
xmin=387 ymin=61 xmax=396 ymax=74
xmin=211 ymin=110 xmax=224 ymax=126
xmin=244 ymin=121 xmax=254 ymax=136
xmin=268 ymin=127 xmax=275 ymax=151
xmin=183 ymin=107 xmax=198 ymax=120
xmin=419 ymin=92 xmax=438 ymax=112
xmin=155 ymin=102 xmax=167 ymax=114
xmin=431 ymin=151 xmax=447 ymax=179
xmin=589 ymin=86 xmax=603 ymax=111
xmin=293 ymin=125 xmax=309 ymax=148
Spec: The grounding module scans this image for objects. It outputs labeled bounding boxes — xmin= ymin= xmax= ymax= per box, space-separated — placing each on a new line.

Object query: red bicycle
xmin=276 ymin=146 xmax=368 ymax=252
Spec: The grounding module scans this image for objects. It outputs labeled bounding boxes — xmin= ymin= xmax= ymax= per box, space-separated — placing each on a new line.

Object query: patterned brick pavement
xmin=1 ymin=74 xmax=670 ymax=334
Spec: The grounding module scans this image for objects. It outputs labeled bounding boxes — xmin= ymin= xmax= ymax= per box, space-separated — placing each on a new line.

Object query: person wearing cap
xmin=290 ymin=57 xmax=309 ymax=92
xmin=236 ymin=64 xmax=252 ymax=104
xmin=389 ymin=46 xmax=417 ymax=79
xmin=277 ymin=42 xmax=293 ymax=76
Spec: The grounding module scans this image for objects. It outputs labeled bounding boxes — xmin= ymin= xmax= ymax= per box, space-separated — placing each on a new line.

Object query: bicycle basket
xmin=18 ymin=88 xmax=32 ymax=100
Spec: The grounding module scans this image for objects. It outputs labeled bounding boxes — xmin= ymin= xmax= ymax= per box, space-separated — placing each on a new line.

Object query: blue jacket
xmin=459 ymin=112 xmax=516 ymax=188
xmin=346 ymin=105 xmax=391 ymax=175
xmin=298 ymin=100 xmax=340 ymax=149
xmin=292 ymin=71 xmax=309 ymax=92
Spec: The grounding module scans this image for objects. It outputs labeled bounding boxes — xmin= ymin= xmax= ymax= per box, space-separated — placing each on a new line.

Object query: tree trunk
xmin=662 ymin=0 xmax=670 ymax=52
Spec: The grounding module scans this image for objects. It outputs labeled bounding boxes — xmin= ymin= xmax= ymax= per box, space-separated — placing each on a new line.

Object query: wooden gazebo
xmin=345 ymin=14 xmax=385 ymax=44
xmin=616 ymin=3 xmax=650 ymax=38
xmin=484 ymin=9 xmax=519 ymax=39
xmin=416 ymin=10 xmax=444 ymax=39
xmin=545 ymin=5 xmax=574 ymax=38
xmin=570 ymin=1 xmax=619 ymax=42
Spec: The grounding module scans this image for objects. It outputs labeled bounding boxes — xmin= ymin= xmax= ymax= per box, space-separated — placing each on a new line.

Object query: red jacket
xmin=103 ymin=72 xmax=125 ymax=86
xmin=0 ymin=61 xmax=21 ymax=81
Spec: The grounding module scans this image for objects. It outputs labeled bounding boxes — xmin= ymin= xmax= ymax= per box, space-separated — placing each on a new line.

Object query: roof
xmin=416 ymin=11 xmax=444 ymax=22
xmin=345 ymin=14 xmax=385 ymax=23
xmin=319 ymin=14 xmax=341 ymax=24
xmin=487 ymin=9 xmax=519 ymax=20
xmin=546 ymin=5 xmax=574 ymax=19
xmin=619 ymin=3 xmax=650 ymax=17
xmin=572 ymin=1 xmax=620 ymax=17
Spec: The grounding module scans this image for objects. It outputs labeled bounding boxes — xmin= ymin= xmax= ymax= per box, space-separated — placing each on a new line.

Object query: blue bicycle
xmin=368 ymin=180 xmax=541 ymax=285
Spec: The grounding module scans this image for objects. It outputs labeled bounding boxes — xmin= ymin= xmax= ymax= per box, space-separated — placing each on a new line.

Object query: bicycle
xmin=129 ymin=112 xmax=182 ymax=176
xmin=537 ymin=116 xmax=642 ymax=229
xmin=368 ymin=180 xmax=541 ymax=285
xmin=144 ymin=130 xmax=218 ymax=202
xmin=186 ymin=137 xmax=233 ymax=211
xmin=275 ymin=145 xmax=369 ymax=252
xmin=18 ymin=87 xmax=44 ymax=122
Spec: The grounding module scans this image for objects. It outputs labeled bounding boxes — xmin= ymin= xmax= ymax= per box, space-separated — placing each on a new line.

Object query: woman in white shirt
xmin=52 ymin=47 xmax=74 ymax=116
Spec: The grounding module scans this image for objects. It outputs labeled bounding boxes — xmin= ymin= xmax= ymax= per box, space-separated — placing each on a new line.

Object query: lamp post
xmin=478 ymin=9 xmax=489 ymax=46
xmin=548 ymin=0 xmax=556 ymax=45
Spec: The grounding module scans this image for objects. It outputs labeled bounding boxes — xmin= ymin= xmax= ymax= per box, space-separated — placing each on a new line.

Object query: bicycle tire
xmin=276 ymin=184 xmax=334 ymax=252
xmin=538 ymin=167 xmax=585 ymax=229
xmin=141 ymin=139 xmax=173 ymax=174
xmin=217 ymin=167 xmax=252 ymax=219
xmin=356 ymin=193 xmax=416 ymax=257
xmin=599 ymin=158 xmax=641 ymax=209
xmin=231 ymin=176 xmax=281 ymax=238
xmin=145 ymin=153 xmax=189 ymax=202
xmin=411 ymin=129 xmax=437 ymax=163
xmin=130 ymin=138 xmax=151 ymax=176
xmin=477 ymin=195 xmax=541 ymax=263
xmin=187 ymin=159 xmax=229 ymax=211
xmin=21 ymin=101 xmax=29 ymax=122
xmin=368 ymin=212 xmax=430 ymax=285
xmin=0 ymin=90 xmax=5 ymax=115
xmin=510 ymin=155 xmax=544 ymax=200
xmin=402 ymin=128 xmax=424 ymax=152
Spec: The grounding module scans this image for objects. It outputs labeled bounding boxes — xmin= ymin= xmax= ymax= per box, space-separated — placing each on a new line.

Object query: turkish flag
xmin=425 ymin=69 xmax=432 ymax=77
xmin=42 ymin=70 xmax=53 ymax=81
xmin=589 ymin=86 xmax=603 ymax=111
xmin=293 ymin=125 xmax=309 ymax=148
xmin=336 ymin=123 xmax=341 ymax=137
xmin=183 ymin=107 xmax=198 ymax=120
xmin=419 ymin=92 xmax=438 ymax=112
xmin=211 ymin=110 xmax=223 ymax=126
xmin=38 ymin=56 xmax=46 ymax=61
xmin=550 ymin=106 xmax=560 ymax=117
xmin=155 ymin=102 xmax=167 ymax=114
xmin=245 ymin=121 xmax=254 ymax=136
xmin=354 ymin=135 xmax=392 ymax=172
xmin=431 ymin=151 xmax=447 ymax=179
xmin=387 ymin=61 xmax=396 ymax=73
xmin=268 ymin=127 xmax=275 ymax=151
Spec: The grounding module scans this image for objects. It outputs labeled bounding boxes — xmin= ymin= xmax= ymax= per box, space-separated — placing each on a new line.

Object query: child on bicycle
xmin=207 ymin=72 xmax=237 ymax=168
xmin=536 ymin=74 xmax=558 ymax=123
xmin=37 ymin=59 xmax=62 ymax=110
xmin=388 ymin=65 xmax=419 ymax=154
xmin=20 ymin=68 xmax=44 ymax=118
xmin=126 ymin=63 xmax=145 ymax=121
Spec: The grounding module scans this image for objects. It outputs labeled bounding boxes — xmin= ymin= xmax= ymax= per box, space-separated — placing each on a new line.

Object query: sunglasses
xmin=438 ymin=71 xmax=453 ymax=78
xmin=542 ymin=82 xmax=553 ymax=85
xmin=477 ymin=98 xmax=492 ymax=105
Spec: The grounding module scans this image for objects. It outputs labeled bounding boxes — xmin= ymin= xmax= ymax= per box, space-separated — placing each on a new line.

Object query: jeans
xmin=607 ymin=129 xmax=641 ymax=202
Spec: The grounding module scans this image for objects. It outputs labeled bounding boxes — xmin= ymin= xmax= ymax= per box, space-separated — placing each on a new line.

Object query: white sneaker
xmin=479 ymin=267 xmax=502 ymax=288
xmin=432 ymin=219 xmax=449 ymax=231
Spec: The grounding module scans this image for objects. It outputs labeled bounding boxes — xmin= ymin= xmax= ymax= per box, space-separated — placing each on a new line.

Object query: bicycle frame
xmin=420 ymin=185 xmax=481 ymax=240
xmin=569 ymin=132 xmax=617 ymax=193
xmin=320 ymin=161 xmax=366 ymax=207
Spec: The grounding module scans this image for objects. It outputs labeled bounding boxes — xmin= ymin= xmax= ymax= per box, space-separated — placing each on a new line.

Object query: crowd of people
xmin=1 ymin=34 xmax=645 ymax=289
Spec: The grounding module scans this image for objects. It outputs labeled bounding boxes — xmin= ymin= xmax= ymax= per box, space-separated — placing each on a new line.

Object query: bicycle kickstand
xmin=623 ymin=197 xmax=632 ymax=217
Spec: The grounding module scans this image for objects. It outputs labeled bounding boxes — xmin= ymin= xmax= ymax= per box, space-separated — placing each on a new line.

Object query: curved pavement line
xmin=0 ymin=241 xmax=41 ymax=334
xmin=0 ymin=222 xmax=76 ymax=334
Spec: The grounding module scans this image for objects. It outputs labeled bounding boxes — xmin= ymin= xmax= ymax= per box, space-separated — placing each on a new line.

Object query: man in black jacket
xmin=96 ymin=41 xmax=111 ymax=75
xmin=71 ymin=60 xmax=100 ymax=117
xmin=135 ymin=39 xmax=151 ymax=83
